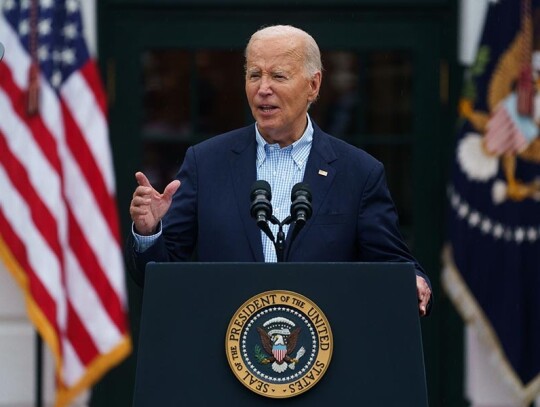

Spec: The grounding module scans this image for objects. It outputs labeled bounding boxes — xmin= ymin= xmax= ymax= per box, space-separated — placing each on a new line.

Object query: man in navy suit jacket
xmin=129 ymin=25 xmax=432 ymax=315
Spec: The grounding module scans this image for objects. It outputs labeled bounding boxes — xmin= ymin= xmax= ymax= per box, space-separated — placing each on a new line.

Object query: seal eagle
xmin=257 ymin=326 xmax=301 ymax=373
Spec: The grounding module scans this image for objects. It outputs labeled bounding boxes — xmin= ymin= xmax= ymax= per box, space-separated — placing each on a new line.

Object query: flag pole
xmin=29 ymin=2 xmax=43 ymax=402
xmin=35 ymin=331 xmax=43 ymax=407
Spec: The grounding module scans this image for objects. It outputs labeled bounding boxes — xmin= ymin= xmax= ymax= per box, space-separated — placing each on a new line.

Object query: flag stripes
xmin=0 ymin=1 xmax=131 ymax=405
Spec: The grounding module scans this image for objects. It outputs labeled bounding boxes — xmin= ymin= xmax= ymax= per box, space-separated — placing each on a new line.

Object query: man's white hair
xmin=245 ymin=25 xmax=322 ymax=78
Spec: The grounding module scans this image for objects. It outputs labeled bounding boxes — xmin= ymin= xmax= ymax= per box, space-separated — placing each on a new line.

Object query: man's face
xmin=245 ymin=36 xmax=321 ymax=147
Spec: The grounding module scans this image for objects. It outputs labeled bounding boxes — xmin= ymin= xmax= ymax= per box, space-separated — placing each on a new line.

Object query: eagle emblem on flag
xmin=455 ymin=8 xmax=540 ymax=204
xmin=443 ymin=1 xmax=540 ymax=404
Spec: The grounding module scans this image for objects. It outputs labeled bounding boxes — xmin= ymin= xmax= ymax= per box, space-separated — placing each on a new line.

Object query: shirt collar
xmin=255 ymin=115 xmax=314 ymax=168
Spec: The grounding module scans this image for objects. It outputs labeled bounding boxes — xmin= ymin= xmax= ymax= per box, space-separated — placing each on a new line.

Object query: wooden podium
xmin=133 ymin=262 xmax=428 ymax=406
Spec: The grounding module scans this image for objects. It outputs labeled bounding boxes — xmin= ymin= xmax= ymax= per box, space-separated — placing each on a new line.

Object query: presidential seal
xmin=225 ymin=290 xmax=333 ymax=398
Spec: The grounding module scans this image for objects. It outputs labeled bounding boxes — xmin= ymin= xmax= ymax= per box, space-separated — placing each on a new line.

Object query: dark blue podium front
xmin=133 ymin=262 xmax=428 ymax=406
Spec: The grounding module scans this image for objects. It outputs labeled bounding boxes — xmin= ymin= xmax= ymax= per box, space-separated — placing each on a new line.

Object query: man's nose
xmin=258 ymin=76 xmax=273 ymax=95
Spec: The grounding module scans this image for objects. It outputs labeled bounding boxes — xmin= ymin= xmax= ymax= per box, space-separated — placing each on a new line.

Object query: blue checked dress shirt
xmin=255 ymin=116 xmax=313 ymax=262
xmin=133 ymin=116 xmax=314 ymax=261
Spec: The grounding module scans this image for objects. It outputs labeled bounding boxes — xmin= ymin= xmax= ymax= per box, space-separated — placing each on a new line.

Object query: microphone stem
xmin=275 ymin=225 xmax=285 ymax=262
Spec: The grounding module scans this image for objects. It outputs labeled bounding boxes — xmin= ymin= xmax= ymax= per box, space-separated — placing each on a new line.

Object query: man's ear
xmin=308 ymin=71 xmax=322 ymax=102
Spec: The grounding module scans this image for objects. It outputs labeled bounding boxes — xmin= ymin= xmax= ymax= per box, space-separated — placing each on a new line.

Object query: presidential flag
xmin=0 ymin=0 xmax=131 ymax=406
xmin=443 ymin=0 xmax=540 ymax=404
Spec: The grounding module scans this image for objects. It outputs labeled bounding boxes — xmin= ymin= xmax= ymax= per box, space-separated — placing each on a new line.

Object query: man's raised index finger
xmin=135 ymin=171 xmax=152 ymax=187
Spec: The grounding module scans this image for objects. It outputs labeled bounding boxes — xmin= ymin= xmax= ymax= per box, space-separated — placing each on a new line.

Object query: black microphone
xmin=250 ymin=180 xmax=273 ymax=232
xmin=290 ymin=182 xmax=312 ymax=227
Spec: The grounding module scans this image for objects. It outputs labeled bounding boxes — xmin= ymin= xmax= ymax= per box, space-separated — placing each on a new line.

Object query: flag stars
xmin=38 ymin=45 xmax=49 ymax=61
xmin=40 ymin=0 xmax=55 ymax=8
xmin=63 ymin=23 xmax=78 ymax=40
xmin=450 ymin=194 xmax=459 ymax=209
xmin=458 ymin=203 xmax=469 ymax=219
xmin=450 ymin=186 xmax=540 ymax=244
xmin=52 ymin=49 xmax=62 ymax=63
xmin=3 ymin=0 xmax=16 ymax=11
xmin=468 ymin=211 xmax=480 ymax=227
xmin=480 ymin=219 xmax=492 ymax=234
xmin=61 ymin=48 xmax=76 ymax=65
xmin=515 ymin=228 xmax=525 ymax=243
xmin=38 ymin=18 xmax=52 ymax=36
xmin=66 ymin=0 xmax=79 ymax=13
xmin=19 ymin=19 xmax=29 ymax=36
xmin=493 ymin=224 xmax=504 ymax=239
xmin=51 ymin=70 xmax=62 ymax=88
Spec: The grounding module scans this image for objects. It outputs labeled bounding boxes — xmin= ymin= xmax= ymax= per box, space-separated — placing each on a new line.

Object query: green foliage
xmin=461 ymin=45 xmax=491 ymax=102
xmin=254 ymin=345 xmax=268 ymax=363
xmin=461 ymin=80 xmax=476 ymax=101
xmin=470 ymin=46 xmax=490 ymax=77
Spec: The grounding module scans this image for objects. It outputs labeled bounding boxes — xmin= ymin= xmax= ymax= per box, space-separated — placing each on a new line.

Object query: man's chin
xmin=256 ymin=115 xmax=278 ymax=126
xmin=256 ymin=121 xmax=279 ymax=138
xmin=259 ymin=130 xmax=293 ymax=147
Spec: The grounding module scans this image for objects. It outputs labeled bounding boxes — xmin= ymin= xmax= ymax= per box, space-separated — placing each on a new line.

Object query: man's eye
xmin=248 ymin=73 xmax=261 ymax=79
xmin=274 ymin=74 xmax=287 ymax=80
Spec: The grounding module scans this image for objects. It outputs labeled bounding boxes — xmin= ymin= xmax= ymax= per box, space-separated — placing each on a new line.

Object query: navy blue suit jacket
xmin=130 ymin=122 xmax=429 ymax=288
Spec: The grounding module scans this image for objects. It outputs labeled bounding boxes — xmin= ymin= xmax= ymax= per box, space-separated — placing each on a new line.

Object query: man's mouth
xmin=259 ymin=105 xmax=278 ymax=113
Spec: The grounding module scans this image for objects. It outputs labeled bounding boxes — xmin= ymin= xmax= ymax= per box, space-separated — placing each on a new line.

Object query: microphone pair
xmin=250 ymin=180 xmax=313 ymax=234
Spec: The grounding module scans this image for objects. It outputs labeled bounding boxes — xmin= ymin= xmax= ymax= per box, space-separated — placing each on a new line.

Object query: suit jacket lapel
xmin=230 ymin=126 xmax=265 ymax=262
xmin=286 ymin=126 xmax=338 ymax=255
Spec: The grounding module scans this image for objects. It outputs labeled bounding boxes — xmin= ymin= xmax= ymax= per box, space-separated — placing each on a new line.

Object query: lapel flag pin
xmin=318 ymin=170 xmax=328 ymax=177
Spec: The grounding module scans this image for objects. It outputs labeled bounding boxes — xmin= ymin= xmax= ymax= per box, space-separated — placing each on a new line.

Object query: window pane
xmin=142 ymin=50 xmax=191 ymax=140
xmin=193 ymin=51 xmax=245 ymax=135
xmin=141 ymin=49 xmax=245 ymax=141
xmin=311 ymin=50 xmax=413 ymax=139
xmin=310 ymin=51 xmax=361 ymax=140
xmin=140 ymin=49 xmax=245 ymax=190
xmin=365 ymin=144 xmax=413 ymax=230
xmin=365 ymin=51 xmax=413 ymax=135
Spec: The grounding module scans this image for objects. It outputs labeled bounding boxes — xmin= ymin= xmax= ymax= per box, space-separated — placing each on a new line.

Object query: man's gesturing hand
xmin=129 ymin=172 xmax=181 ymax=235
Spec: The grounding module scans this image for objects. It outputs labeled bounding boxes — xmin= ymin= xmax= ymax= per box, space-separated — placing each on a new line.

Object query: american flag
xmin=0 ymin=0 xmax=131 ymax=406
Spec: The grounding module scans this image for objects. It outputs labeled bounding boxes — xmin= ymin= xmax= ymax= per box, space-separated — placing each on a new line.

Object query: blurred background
xmin=1 ymin=0 xmax=539 ymax=406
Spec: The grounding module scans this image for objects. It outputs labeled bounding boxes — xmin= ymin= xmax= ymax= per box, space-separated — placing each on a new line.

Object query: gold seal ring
xmin=225 ymin=290 xmax=333 ymax=398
